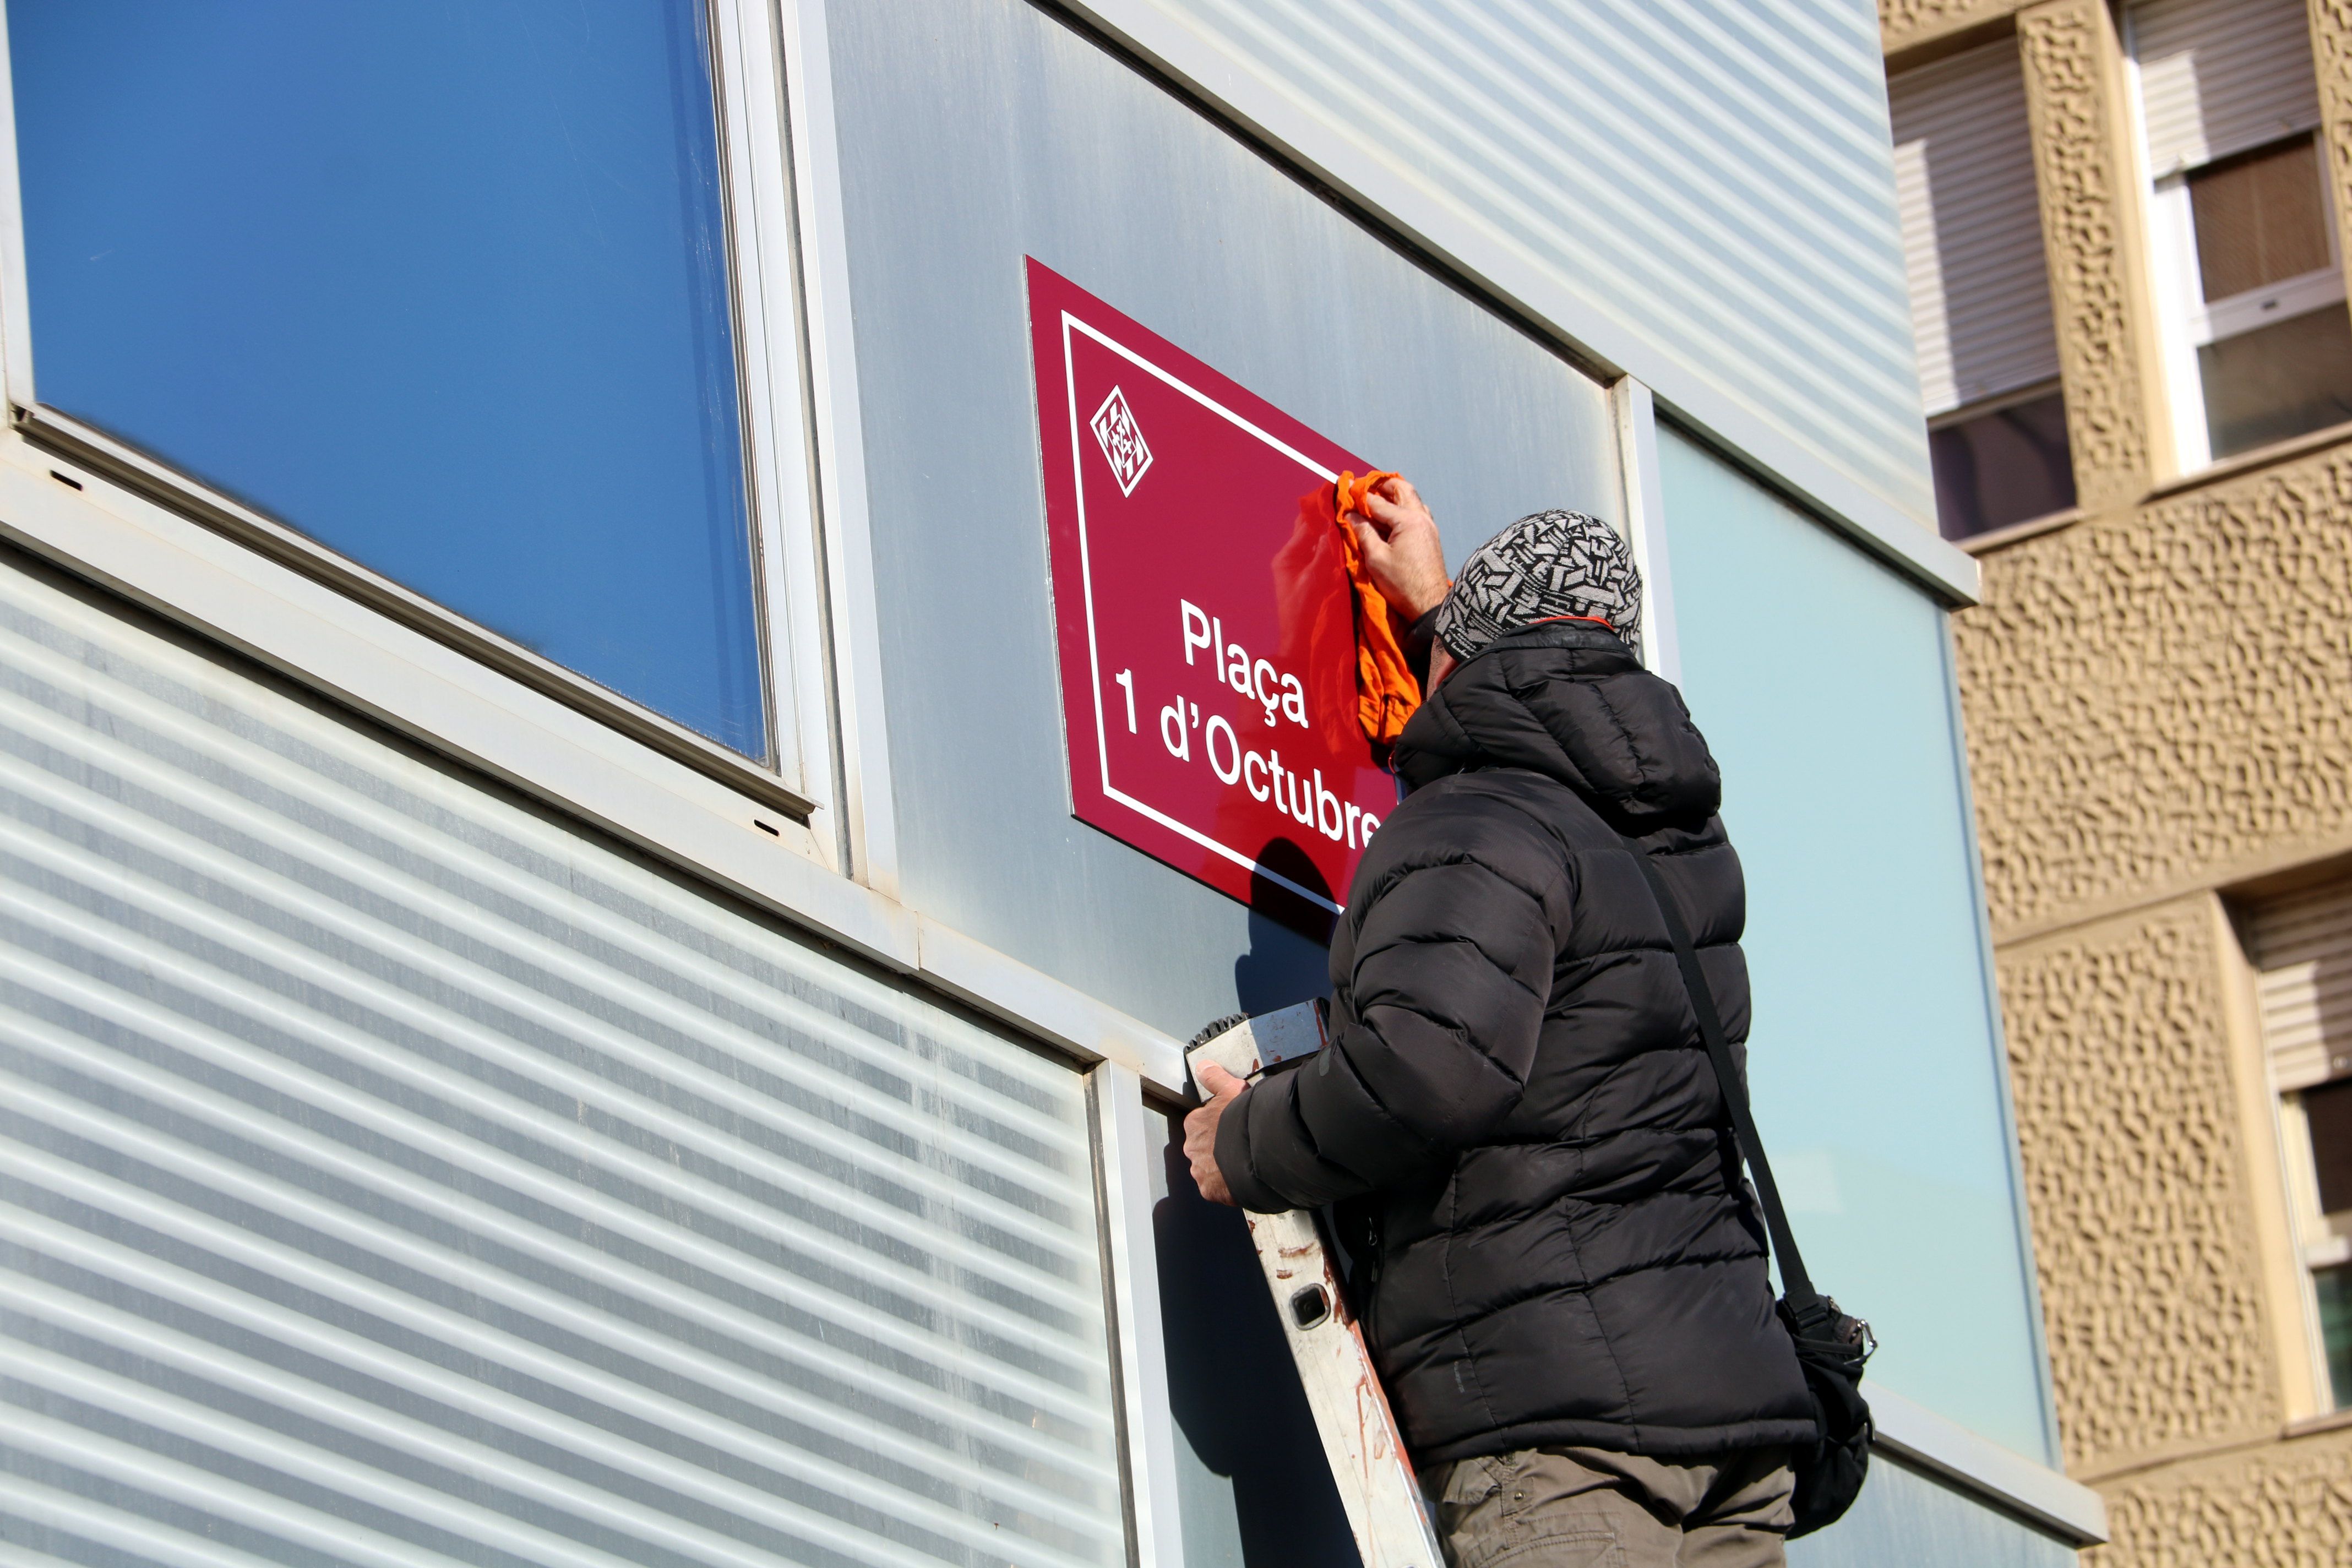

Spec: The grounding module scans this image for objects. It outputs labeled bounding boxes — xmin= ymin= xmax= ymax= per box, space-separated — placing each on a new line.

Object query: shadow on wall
xmin=1156 ymin=1132 xmax=1359 ymax=1568
xmin=1234 ymin=836 xmax=1338 ymax=1011
xmin=1155 ymin=843 xmax=1359 ymax=1567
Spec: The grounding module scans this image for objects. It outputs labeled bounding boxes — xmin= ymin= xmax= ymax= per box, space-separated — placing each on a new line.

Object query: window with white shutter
xmin=2128 ymin=0 xmax=2352 ymax=468
xmin=2248 ymin=878 xmax=2352 ymax=1412
xmin=1890 ymin=40 xmax=2075 ymax=541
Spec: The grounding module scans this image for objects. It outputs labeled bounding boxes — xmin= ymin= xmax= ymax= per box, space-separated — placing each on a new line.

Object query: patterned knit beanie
xmin=1433 ymin=510 xmax=1642 ymax=663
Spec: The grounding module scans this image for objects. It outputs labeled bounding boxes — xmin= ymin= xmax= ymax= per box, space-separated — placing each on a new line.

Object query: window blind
xmin=2250 ymin=879 xmax=2352 ymax=1092
xmin=1892 ymin=39 xmax=2060 ymax=415
xmin=2132 ymin=0 xmax=2322 ymax=178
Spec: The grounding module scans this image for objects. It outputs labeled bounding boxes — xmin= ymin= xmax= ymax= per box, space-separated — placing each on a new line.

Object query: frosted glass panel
xmin=1658 ymin=429 xmax=2051 ymax=1462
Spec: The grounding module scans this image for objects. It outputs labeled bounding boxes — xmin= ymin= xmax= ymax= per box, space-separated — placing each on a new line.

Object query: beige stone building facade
xmin=1882 ymin=1 xmax=2352 ymax=1562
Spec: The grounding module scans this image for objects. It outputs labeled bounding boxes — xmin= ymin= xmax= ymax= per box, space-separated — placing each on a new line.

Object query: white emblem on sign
xmin=1090 ymin=386 xmax=1153 ymax=497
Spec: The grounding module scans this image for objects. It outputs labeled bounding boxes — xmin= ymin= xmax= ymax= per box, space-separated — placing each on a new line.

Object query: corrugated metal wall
xmin=0 ymin=553 xmax=1127 ymax=1568
xmin=1083 ymin=0 xmax=1934 ymax=527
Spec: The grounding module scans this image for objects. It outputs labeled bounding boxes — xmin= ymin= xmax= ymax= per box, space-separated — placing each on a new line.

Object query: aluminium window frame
xmin=2142 ymin=146 xmax=2349 ymax=473
xmin=772 ymin=0 xmax=895 ymax=895
xmin=1609 ymin=375 xmax=1681 ymax=688
xmin=0 ymin=0 xmax=838 ymax=842
xmin=2234 ymin=875 xmax=2352 ymax=1421
xmin=2120 ymin=0 xmax=2350 ymax=480
xmin=2278 ymin=1085 xmax=2352 ymax=1410
xmin=1924 ymin=377 xmax=2068 ymax=435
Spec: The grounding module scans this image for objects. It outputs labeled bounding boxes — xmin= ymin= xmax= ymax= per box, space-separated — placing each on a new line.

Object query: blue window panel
xmin=1658 ymin=430 xmax=2053 ymax=1463
xmin=8 ymin=1 xmax=765 ymax=758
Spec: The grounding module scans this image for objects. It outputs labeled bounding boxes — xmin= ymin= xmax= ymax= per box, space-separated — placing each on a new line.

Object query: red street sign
xmin=1028 ymin=258 xmax=1400 ymax=924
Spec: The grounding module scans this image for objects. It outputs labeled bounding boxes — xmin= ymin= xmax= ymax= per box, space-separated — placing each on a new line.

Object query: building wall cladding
xmin=1885 ymin=0 xmax=2352 ymax=1561
xmin=1102 ymin=0 xmax=1941 ymax=531
xmin=0 ymin=4 xmax=2085 ymax=1563
xmin=1963 ymin=456 xmax=2352 ymax=939
xmin=1999 ymin=900 xmax=2282 ymax=1473
xmin=2098 ymin=1426 xmax=2352 ymax=1568
xmin=0 ymin=548 xmax=1126 ymax=1568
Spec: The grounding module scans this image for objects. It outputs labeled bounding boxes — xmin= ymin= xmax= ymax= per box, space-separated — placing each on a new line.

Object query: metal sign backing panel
xmin=1028 ymin=258 xmax=1397 ymax=918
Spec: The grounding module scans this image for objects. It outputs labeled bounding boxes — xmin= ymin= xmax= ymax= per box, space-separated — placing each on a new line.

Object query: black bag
xmin=1620 ymin=836 xmax=1876 ymax=1539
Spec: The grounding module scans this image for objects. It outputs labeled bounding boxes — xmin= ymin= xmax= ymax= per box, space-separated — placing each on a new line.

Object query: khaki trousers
xmin=1425 ymin=1445 xmax=1794 ymax=1568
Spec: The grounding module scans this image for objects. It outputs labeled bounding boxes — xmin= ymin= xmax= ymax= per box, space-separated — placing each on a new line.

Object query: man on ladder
xmin=1184 ymin=488 xmax=1816 ymax=1567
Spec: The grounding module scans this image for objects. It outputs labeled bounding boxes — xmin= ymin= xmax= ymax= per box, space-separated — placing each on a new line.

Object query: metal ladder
xmin=1188 ymin=1002 xmax=1447 ymax=1568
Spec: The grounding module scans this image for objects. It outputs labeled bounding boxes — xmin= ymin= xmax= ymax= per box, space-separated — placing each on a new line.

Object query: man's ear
xmin=1426 ymin=640 xmax=1458 ymax=691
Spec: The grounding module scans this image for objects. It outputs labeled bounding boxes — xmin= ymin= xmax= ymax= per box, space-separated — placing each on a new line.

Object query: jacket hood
xmin=1390 ymin=621 xmax=1722 ymax=828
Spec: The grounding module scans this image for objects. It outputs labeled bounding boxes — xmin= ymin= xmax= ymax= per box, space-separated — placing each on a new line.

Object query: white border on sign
xmin=1058 ymin=308 xmax=1346 ymax=915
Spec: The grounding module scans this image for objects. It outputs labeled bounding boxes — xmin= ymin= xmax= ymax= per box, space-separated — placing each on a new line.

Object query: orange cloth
xmin=1319 ymin=469 xmax=1423 ymax=747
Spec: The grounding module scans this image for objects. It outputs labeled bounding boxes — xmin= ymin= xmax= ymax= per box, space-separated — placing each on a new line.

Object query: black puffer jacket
xmin=1217 ymin=621 xmax=1812 ymax=1463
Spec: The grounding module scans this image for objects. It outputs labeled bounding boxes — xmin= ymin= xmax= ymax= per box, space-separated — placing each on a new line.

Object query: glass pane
xmin=2189 ymin=135 xmax=2332 ymax=302
xmin=1929 ymin=391 xmax=2077 ymax=541
xmin=2199 ymin=304 xmax=2352 ymax=459
xmin=2307 ymin=1079 xmax=2352 ymax=1217
xmin=1659 ymin=429 xmax=2054 ymax=1461
xmin=2316 ymin=1263 xmax=2352 ymax=1410
xmin=8 ymin=1 xmax=767 ymax=758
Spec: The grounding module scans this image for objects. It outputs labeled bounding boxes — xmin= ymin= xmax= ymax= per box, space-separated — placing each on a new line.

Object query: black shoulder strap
xmin=1619 ymin=835 xmax=1819 ymax=1308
